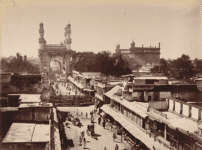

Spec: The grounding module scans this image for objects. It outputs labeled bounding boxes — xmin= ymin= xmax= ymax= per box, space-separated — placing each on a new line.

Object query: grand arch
xmin=38 ymin=22 xmax=76 ymax=82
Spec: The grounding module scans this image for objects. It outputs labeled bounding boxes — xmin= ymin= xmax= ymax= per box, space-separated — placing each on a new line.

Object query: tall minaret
xmin=64 ymin=23 xmax=72 ymax=50
xmin=39 ymin=22 xmax=46 ymax=49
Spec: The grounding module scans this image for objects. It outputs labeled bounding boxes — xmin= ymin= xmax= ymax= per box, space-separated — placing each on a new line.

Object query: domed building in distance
xmin=115 ymin=41 xmax=161 ymax=73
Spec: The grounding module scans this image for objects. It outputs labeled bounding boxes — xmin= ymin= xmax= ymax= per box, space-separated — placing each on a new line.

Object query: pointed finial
xmin=131 ymin=40 xmax=135 ymax=48
xmin=116 ymin=42 xmax=120 ymax=49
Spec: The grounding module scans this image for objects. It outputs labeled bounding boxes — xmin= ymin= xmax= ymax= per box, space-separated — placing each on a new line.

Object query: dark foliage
xmin=151 ymin=58 xmax=170 ymax=76
xmin=74 ymin=51 xmax=131 ymax=77
xmin=170 ymin=54 xmax=196 ymax=79
xmin=0 ymin=54 xmax=40 ymax=74
xmin=151 ymin=55 xmax=197 ymax=79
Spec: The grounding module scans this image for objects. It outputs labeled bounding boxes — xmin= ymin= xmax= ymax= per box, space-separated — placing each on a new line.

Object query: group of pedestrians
xmin=76 ymin=108 xmax=126 ymax=150
xmin=98 ymin=115 xmax=125 ymax=150
xmin=87 ymin=124 xmax=95 ymax=138
xmin=79 ymin=131 xmax=86 ymax=149
xmin=103 ymin=144 xmax=119 ymax=150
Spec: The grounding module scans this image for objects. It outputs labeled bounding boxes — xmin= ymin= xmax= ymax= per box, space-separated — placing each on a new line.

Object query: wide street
xmin=60 ymin=106 xmax=132 ymax=150
xmin=53 ymin=82 xmax=83 ymax=96
xmin=54 ymin=83 xmax=132 ymax=150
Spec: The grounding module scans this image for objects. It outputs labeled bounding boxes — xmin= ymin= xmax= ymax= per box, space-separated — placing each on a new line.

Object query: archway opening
xmin=49 ymin=60 xmax=62 ymax=82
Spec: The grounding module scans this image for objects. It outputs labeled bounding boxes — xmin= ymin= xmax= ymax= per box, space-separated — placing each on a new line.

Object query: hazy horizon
xmin=1 ymin=0 xmax=202 ymax=60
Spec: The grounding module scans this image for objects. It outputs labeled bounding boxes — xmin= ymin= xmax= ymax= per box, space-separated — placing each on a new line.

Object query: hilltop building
xmin=115 ymin=41 xmax=161 ymax=72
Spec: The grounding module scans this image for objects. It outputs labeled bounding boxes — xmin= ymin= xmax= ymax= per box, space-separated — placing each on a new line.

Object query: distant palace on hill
xmin=115 ymin=41 xmax=161 ymax=71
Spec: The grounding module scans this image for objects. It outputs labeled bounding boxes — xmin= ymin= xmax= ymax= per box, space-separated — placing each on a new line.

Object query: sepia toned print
xmin=0 ymin=0 xmax=202 ymax=150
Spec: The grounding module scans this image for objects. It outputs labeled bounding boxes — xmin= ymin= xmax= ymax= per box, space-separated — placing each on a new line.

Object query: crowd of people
xmin=74 ymin=108 xmax=129 ymax=150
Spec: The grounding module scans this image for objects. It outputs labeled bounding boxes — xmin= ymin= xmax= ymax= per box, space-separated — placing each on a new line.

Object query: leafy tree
xmin=95 ymin=51 xmax=114 ymax=75
xmin=74 ymin=51 xmax=131 ymax=77
xmin=151 ymin=58 xmax=170 ymax=76
xmin=0 ymin=54 xmax=40 ymax=74
xmin=170 ymin=54 xmax=195 ymax=79
xmin=0 ymin=58 xmax=9 ymax=71
xmin=151 ymin=56 xmax=196 ymax=79
xmin=150 ymin=66 xmax=160 ymax=73
xmin=74 ymin=52 xmax=97 ymax=72
xmin=112 ymin=52 xmax=132 ymax=76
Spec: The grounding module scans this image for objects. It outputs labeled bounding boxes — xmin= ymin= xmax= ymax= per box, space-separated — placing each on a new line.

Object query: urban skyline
xmin=1 ymin=0 xmax=202 ymax=60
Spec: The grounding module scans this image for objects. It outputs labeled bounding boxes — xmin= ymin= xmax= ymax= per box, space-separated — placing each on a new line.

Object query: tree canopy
xmin=151 ymin=58 xmax=170 ymax=76
xmin=0 ymin=54 xmax=40 ymax=74
xmin=170 ymin=54 xmax=196 ymax=79
xmin=74 ymin=51 xmax=131 ymax=76
xmin=151 ymin=54 xmax=197 ymax=79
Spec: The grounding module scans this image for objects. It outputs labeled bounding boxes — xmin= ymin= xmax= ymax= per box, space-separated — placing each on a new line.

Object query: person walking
xmin=91 ymin=116 xmax=94 ymax=123
xmin=98 ymin=116 xmax=101 ymax=125
xmin=113 ymin=132 xmax=116 ymax=142
xmin=82 ymin=130 xmax=85 ymax=139
xmin=86 ymin=112 xmax=88 ymax=118
xmin=115 ymin=144 xmax=119 ymax=150
xmin=92 ymin=123 xmax=95 ymax=137
xmin=79 ymin=135 xmax=82 ymax=146
xmin=111 ymin=123 xmax=113 ymax=131
xmin=87 ymin=125 xmax=90 ymax=134
xmin=83 ymin=137 xmax=86 ymax=149
xmin=103 ymin=120 xmax=106 ymax=129
xmin=121 ymin=132 xmax=123 ymax=143
xmin=91 ymin=129 xmax=94 ymax=138
xmin=77 ymin=109 xmax=78 ymax=116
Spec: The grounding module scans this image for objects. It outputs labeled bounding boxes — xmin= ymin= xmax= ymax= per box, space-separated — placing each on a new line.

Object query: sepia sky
xmin=0 ymin=0 xmax=202 ymax=59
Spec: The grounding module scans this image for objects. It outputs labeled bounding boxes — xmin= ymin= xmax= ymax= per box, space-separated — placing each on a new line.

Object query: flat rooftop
xmin=133 ymin=76 xmax=168 ymax=80
xmin=148 ymin=110 xmax=199 ymax=134
xmin=2 ymin=123 xmax=50 ymax=143
xmin=19 ymin=94 xmax=41 ymax=103
xmin=19 ymin=103 xmax=52 ymax=108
